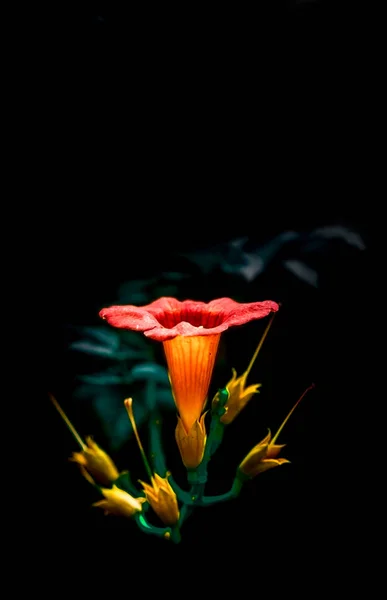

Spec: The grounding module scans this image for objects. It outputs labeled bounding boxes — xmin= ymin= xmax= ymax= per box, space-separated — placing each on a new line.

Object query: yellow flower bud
xmin=139 ymin=473 xmax=179 ymax=526
xmin=219 ymin=368 xmax=261 ymax=424
xmin=215 ymin=313 xmax=277 ymax=424
xmin=239 ymin=430 xmax=289 ymax=478
xmin=239 ymin=384 xmax=314 ymax=477
xmin=175 ymin=413 xmax=207 ymax=469
xmin=93 ymin=485 xmax=146 ymax=518
xmin=70 ymin=436 xmax=119 ymax=487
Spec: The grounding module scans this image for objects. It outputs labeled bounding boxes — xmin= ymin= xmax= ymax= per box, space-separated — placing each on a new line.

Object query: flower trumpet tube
xmin=175 ymin=413 xmax=207 ymax=469
xmin=139 ymin=474 xmax=180 ymax=526
xmin=238 ymin=384 xmax=315 ymax=478
xmin=164 ymin=333 xmax=220 ymax=431
xmin=100 ymin=297 xmax=279 ymax=432
xmin=93 ymin=486 xmax=146 ymax=518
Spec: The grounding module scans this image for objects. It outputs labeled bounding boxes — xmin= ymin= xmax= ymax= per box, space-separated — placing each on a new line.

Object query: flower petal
xmin=93 ymin=486 xmax=144 ymax=517
xmin=70 ymin=452 xmax=87 ymax=466
xmin=85 ymin=436 xmax=100 ymax=451
xmin=157 ymin=487 xmax=179 ymax=526
xmin=79 ymin=465 xmax=96 ymax=485
xmin=221 ymin=381 xmax=262 ymax=424
xmin=239 ymin=443 xmax=269 ymax=474
xmin=100 ymin=297 xmax=279 ymax=341
xmin=138 ymin=479 xmax=158 ymax=503
xmin=267 ymin=444 xmax=286 ymax=459
xmin=259 ymin=430 xmax=272 ymax=446
xmin=175 ymin=415 xmax=207 ymax=469
xmin=99 ymin=306 xmax=161 ymax=331
xmin=207 ymin=298 xmax=279 ymax=327
xmin=252 ymin=458 xmax=290 ymax=476
xmin=144 ymin=321 xmax=228 ymax=341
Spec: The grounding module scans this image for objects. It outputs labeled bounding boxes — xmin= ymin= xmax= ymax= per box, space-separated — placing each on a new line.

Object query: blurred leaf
xmin=180 ymin=233 xmax=300 ymax=280
xmin=220 ymin=233 xmax=300 ymax=281
xmin=153 ymin=284 xmax=178 ymax=297
xmin=70 ymin=341 xmax=118 ymax=357
xmin=313 ymin=225 xmax=365 ymax=249
xmin=78 ymin=361 xmax=171 ymax=386
xmin=283 ymin=260 xmax=318 ymax=287
xmin=78 ymin=372 xmax=133 ymax=385
xmin=156 ymin=388 xmax=175 ymax=409
xmin=119 ymin=291 xmax=149 ymax=304
xmin=73 ymin=383 xmax=98 ymax=400
xmin=130 ymin=363 xmax=170 ymax=385
xmin=73 ymin=383 xmax=123 ymax=402
xmin=117 ymin=273 xmax=189 ymax=304
xmin=280 ymin=227 xmax=365 ymax=286
xmin=117 ymin=278 xmax=156 ymax=303
xmin=70 ymin=341 xmax=148 ymax=360
xmin=118 ymin=330 xmax=152 ymax=350
xmin=74 ymin=387 xmax=147 ymax=450
xmin=92 ymin=391 xmax=147 ymax=450
xmin=163 ymin=271 xmax=190 ymax=281
xmin=71 ymin=372 xmax=176 ymax=453
xmin=109 ymin=414 xmax=133 ymax=451
xmin=180 ymin=226 xmax=365 ymax=285
xmin=69 ymin=325 xmax=151 ymax=359
xmin=76 ymin=326 xmax=120 ymax=349
xmin=180 ymin=246 xmax=225 ymax=274
xmin=245 ymin=232 xmax=299 ymax=272
xmin=93 ymin=391 xmax=124 ymax=423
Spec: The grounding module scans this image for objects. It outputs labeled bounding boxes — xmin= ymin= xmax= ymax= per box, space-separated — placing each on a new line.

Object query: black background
xmin=34 ymin=2 xmax=375 ymax=592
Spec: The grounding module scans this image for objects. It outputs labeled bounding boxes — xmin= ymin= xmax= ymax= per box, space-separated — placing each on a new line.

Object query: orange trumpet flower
xmin=101 ymin=297 xmax=279 ymax=433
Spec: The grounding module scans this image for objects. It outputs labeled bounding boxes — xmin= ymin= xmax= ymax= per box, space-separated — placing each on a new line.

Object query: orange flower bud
xmin=175 ymin=413 xmax=207 ymax=469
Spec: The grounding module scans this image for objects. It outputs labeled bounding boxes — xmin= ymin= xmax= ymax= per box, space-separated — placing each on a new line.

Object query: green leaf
xmin=130 ymin=363 xmax=170 ymax=385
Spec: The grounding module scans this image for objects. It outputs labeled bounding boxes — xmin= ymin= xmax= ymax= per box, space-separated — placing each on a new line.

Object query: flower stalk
xmin=124 ymin=398 xmax=153 ymax=482
xmin=49 ymin=393 xmax=86 ymax=450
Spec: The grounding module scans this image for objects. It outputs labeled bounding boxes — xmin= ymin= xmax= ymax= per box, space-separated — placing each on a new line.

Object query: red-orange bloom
xmin=100 ymin=297 xmax=279 ymax=431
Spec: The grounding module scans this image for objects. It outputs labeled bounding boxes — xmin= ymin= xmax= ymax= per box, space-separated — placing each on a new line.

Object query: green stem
xmin=177 ymin=482 xmax=204 ymax=525
xmin=134 ymin=513 xmax=172 ymax=540
xmin=135 ymin=513 xmax=181 ymax=543
xmin=206 ymin=416 xmax=225 ymax=458
xmin=149 ymin=411 xmax=168 ymax=476
xmin=144 ymin=379 xmax=157 ymax=411
xmin=169 ymin=476 xmax=194 ymax=504
xmin=169 ymin=525 xmax=181 ymax=544
xmin=186 ymin=472 xmax=207 ymax=504
xmin=178 ymin=503 xmax=193 ymax=527
xmin=145 ymin=380 xmax=168 ymax=477
xmin=207 ymin=387 xmax=229 ymax=458
xmin=200 ymin=475 xmax=244 ymax=506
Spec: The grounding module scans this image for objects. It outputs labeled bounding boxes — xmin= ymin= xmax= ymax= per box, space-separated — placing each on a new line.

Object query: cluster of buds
xmin=51 ymin=296 xmax=313 ymax=542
